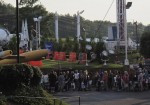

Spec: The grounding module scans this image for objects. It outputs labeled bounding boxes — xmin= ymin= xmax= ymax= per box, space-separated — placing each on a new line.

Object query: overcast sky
xmin=4 ymin=0 xmax=150 ymax=25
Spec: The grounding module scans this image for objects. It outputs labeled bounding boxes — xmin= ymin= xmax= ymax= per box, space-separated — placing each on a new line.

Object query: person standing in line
xmin=102 ymin=71 xmax=108 ymax=91
xmin=74 ymin=70 xmax=80 ymax=90
xmin=49 ymin=71 xmax=57 ymax=93
xmin=122 ymin=71 xmax=129 ymax=91
xmin=58 ymin=72 xmax=65 ymax=92
xmin=64 ymin=71 xmax=70 ymax=91
xmin=108 ymin=70 xmax=113 ymax=90
xmin=138 ymin=71 xmax=144 ymax=91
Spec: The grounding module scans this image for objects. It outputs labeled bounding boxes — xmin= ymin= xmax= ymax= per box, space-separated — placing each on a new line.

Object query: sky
xmin=4 ymin=0 xmax=150 ymax=25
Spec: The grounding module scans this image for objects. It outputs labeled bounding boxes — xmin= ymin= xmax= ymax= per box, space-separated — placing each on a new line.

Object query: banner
xmin=59 ymin=52 xmax=66 ymax=61
xmin=44 ymin=42 xmax=53 ymax=52
xmin=28 ymin=60 xmax=43 ymax=67
xmin=53 ymin=52 xmax=67 ymax=61
xmin=53 ymin=52 xmax=59 ymax=60
xmin=69 ymin=52 xmax=76 ymax=62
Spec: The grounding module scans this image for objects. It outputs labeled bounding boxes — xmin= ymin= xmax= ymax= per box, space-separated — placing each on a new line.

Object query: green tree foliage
xmin=0 ymin=95 xmax=6 ymax=105
xmin=140 ymin=32 xmax=150 ymax=58
xmin=61 ymin=37 xmax=73 ymax=53
xmin=7 ymin=35 xmax=17 ymax=54
xmin=19 ymin=0 xmax=39 ymax=7
xmin=144 ymin=25 xmax=150 ymax=33
xmin=95 ymin=42 xmax=105 ymax=63
xmin=0 ymin=1 xmax=15 ymax=31
xmin=0 ymin=1 xmax=15 ymax=14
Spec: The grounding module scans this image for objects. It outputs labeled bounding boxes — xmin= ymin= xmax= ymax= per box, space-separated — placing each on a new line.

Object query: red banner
xmin=59 ymin=52 xmax=66 ymax=61
xmin=53 ymin=52 xmax=66 ymax=61
xmin=53 ymin=52 xmax=59 ymax=60
xmin=69 ymin=52 xmax=76 ymax=62
xmin=28 ymin=60 xmax=43 ymax=67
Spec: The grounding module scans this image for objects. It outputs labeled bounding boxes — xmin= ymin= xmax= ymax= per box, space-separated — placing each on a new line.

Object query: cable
xmin=95 ymin=0 xmax=115 ymax=37
xmin=59 ymin=16 xmax=76 ymax=21
xmin=58 ymin=19 xmax=76 ymax=26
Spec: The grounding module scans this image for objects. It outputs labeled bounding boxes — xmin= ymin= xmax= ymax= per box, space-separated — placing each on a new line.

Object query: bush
xmin=8 ymin=86 xmax=52 ymax=105
xmin=0 ymin=64 xmax=68 ymax=105
xmin=30 ymin=66 xmax=42 ymax=86
xmin=0 ymin=64 xmax=42 ymax=94
xmin=0 ymin=95 xmax=7 ymax=105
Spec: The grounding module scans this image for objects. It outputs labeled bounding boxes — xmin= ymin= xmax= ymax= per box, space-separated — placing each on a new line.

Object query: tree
xmin=140 ymin=32 xmax=150 ymax=58
xmin=0 ymin=1 xmax=15 ymax=32
xmin=6 ymin=36 xmax=17 ymax=54
xmin=95 ymin=42 xmax=105 ymax=63
xmin=144 ymin=25 xmax=150 ymax=33
xmin=19 ymin=0 xmax=39 ymax=7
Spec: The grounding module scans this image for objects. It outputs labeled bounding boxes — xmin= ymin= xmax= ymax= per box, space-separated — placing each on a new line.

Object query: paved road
xmin=54 ymin=90 xmax=150 ymax=105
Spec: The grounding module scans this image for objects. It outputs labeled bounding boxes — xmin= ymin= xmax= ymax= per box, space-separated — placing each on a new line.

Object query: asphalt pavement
xmin=54 ymin=90 xmax=150 ymax=105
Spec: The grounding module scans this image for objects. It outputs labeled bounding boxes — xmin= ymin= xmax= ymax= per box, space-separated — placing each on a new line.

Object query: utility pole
xmin=16 ymin=0 xmax=20 ymax=63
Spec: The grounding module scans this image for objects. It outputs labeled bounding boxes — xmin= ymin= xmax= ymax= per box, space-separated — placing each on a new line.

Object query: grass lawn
xmin=40 ymin=59 xmax=124 ymax=72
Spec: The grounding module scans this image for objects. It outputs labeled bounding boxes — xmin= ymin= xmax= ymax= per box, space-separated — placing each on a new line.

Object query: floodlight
xmin=126 ymin=2 xmax=132 ymax=9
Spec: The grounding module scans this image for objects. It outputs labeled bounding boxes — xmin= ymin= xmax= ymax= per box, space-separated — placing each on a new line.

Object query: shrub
xmin=0 ymin=95 xmax=7 ymax=105
xmin=0 ymin=64 xmax=42 ymax=94
xmin=30 ymin=66 xmax=42 ymax=86
xmin=8 ymin=86 xmax=52 ymax=105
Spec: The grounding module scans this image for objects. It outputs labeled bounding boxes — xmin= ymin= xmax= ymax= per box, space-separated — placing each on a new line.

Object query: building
xmin=105 ymin=25 xmax=136 ymax=51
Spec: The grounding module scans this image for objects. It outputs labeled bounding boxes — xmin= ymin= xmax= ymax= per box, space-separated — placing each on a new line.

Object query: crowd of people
xmin=41 ymin=66 xmax=150 ymax=93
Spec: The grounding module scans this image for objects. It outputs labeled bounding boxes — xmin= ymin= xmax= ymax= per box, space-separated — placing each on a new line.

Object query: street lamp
xmin=33 ymin=16 xmax=42 ymax=49
xmin=124 ymin=1 xmax=132 ymax=65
